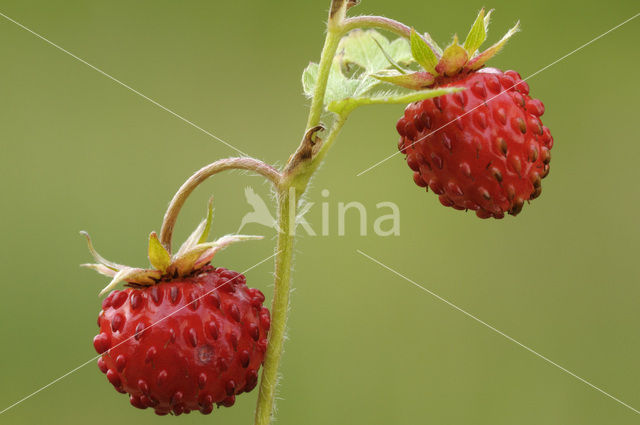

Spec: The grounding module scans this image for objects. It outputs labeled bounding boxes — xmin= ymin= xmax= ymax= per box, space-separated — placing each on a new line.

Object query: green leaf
xmin=467 ymin=20 xmax=520 ymax=71
xmin=372 ymin=38 xmax=406 ymax=73
xmin=340 ymin=30 xmax=394 ymax=74
xmin=386 ymin=38 xmax=414 ymax=65
xmin=328 ymin=86 xmax=465 ymax=116
xmin=410 ymin=28 xmax=438 ymax=75
xmin=463 ymin=8 xmax=487 ymax=56
xmin=302 ymin=62 xmax=319 ymax=98
xmin=302 ymin=29 xmax=419 ymax=108
xmin=148 ymin=231 xmax=171 ymax=273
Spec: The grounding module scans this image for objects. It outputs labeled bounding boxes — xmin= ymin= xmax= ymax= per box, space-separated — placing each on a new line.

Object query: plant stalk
xmin=253 ymin=4 xmax=416 ymax=425
xmin=253 ymin=6 xmax=350 ymax=424
xmin=253 ymin=188 xmax=295 ymax=425
xmin=304 ymin=28 xmax=343 ymax=131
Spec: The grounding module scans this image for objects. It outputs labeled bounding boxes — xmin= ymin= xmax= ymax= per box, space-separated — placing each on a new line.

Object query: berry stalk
xmin=159 ymin=157 xmax=281 ymax=252
xmin=342 ymin=15 xmax=412 ymax=39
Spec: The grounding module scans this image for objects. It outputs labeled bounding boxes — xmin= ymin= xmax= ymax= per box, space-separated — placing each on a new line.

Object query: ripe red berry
xmin=397 ymin=68 xmax=552 ymax=218
xmin=375 ymin=9 xmax=553 ymax=218
xmin=83 ymin=197 xmax=268 ymax=415
xmin=94 ymin=266 xmax=270 ymax=415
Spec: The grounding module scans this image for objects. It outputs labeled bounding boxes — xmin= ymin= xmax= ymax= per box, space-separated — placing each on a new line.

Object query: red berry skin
xmin=397 ymin=68 xmax=553 ymax=219
xmin=93 ymin=266 xmax=270 ymax=415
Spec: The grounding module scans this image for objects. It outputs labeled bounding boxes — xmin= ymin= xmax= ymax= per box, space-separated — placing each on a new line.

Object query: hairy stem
xmin=253 ymin=3 xmax=417 ymax=424
xmin=254 ymin=188 xmax=295 ymax=425
xmin=342 ymin=15 xmax=412 ymax=39
xmin=254 ymin=6 xmax=352 ymax=424
xmin=159 ymin=157 xmax=281 ymax=253
xmin=304 ymin=28 xmax=343 ymax=131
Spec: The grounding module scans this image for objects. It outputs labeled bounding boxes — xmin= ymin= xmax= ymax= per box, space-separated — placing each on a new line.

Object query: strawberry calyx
xmin=373 ymin=9 xmax=519 ymax=90
xmin=81 ymin=197 xmax=262 ymax=296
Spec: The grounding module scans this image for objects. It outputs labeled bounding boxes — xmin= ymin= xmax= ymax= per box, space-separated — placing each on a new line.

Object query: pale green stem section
xmin=305 ymin=28 xmax=344 ymax=131
xmin=253 ymin=188 xmax=294 ymax=425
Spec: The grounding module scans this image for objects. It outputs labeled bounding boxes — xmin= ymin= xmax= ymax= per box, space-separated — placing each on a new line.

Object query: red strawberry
xmin=397 ymin=68 xmax=552 ymax=218
xmin=83 ymin=199 xmax=268 ymax=415
xmin=376 ymin=9 xmax=552 ymax=218
xmin=94 ymin=266 xmax=270 ymax=415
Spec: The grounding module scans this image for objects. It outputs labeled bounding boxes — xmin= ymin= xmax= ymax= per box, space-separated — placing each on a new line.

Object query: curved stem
xmin=254 ymin=187 xmax=294 ymax=425
xmin=159 ymin=157 xmax=281 ymax=253
xmin=342 ymin=15 xmax=412 ymax=39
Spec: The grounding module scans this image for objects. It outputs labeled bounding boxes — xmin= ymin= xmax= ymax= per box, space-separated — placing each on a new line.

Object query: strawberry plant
xmin=83 ymin=1 xmax=552 ymax=423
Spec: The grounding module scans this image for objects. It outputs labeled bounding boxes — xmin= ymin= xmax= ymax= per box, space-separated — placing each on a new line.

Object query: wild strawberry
xmin=84 ymin=200 xmax=269 ymax=415
xmin=378 ymin=10 xmax=552 ymax=218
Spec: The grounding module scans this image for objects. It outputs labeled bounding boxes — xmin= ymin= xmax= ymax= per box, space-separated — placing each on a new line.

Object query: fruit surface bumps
xmin=396 ymin=68 xmax=553 ymax=218
xmin=93 ymin=266 xmax=270 ymax=415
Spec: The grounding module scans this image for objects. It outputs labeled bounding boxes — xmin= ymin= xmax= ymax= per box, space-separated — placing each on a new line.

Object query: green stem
xmin=254 ymin=188 xmax=294 ymax=425
xmin=254 ymin=8 xmax=350 ymax=424
xmin=254 ymin=4 xmax=416 ymax=425
xmin=304 ymin=28 xmax=343 ymax=131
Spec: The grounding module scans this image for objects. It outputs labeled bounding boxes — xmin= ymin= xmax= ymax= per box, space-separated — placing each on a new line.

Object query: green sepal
xmin=410 ymin=28 xmax=439 ymax=75
xmin=466 ymin=20 xmax=520 ymax=71
xmin=99 ymin=267 xmax=162 ymax=296
xmin=436 ymin=35 xmax=468 ymax=76
xmin=148 ymin=231 xmax=171 ymax=273
xmin=82 ymin=199 xmax=263 ymax=296
xmin=198 ymin=197 xmax=215 ymax=244
xmin=192 ymin=235 xmax=264 ymax=270
xmin=484 ymin=9 xmax=494 ymax=33
xmin=80 ymin=231 xmax=125 ymax=271
xmin=327 ymin=86 xmax=465 ymax=116
xmin=372 ymin=70 xmax=435 ymax=90
xmin=171 ymin=235 xmax=263 ymax=276
xmin=422 ymin=32 xmax=443 ymax=58
xmin=175 ymin=197 xmax=215 ymax=258
xmin=463 ymin=8 xmax=487 ymax=56
xmin=80 ymin=263 xmax=116 ymax=278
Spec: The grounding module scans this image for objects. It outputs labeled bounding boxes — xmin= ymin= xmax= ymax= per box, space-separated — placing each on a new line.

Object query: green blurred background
xmin=1 ymin=0 xmax=639 ymax=424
